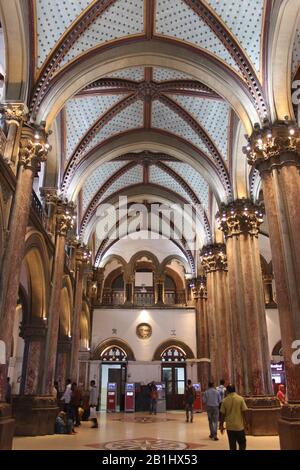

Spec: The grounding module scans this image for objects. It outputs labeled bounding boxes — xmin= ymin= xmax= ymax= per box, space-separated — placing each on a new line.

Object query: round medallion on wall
xmin=136 ymin=323 xmax=152 ymax=339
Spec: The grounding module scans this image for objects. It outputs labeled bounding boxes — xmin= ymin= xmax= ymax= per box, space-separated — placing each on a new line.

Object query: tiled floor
xmin=13 ymin=411 xmax=280 ymax=450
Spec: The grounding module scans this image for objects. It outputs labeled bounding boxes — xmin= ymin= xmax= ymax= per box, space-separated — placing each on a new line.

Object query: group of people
xmin=54 ymin=379 xmax=99 ymax=434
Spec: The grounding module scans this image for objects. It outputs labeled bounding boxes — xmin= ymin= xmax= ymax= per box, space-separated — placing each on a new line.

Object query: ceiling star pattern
xmin=155 ymin=0 xmax=239 ymax=72
xmin=82 ymin=161 xmax=128 ymax=211
xmin=83 ymin=99 xmax=144 ymax=155
xmin=152 ymin=68 xmax=193 ymax=82
xmin=36 ymin=0 xmax=91 ymax=67
xmin=109 ymin=67 xmax=145 ymax=81
xmin=164 ymin=161 xmax=209 ymax=211
xmin=99 ymin=164 xmax=144 ymax=202
xmin=59 ymin=0 xmax=145 ymax=68
xmin=65 ymin=94 xmax=125 ymax=159
xmin=169 ymin=94 xmax=230 ymax=160
xmin=292 ymin=22 xmax=300 ymax=77
xmin=151 ymin=100 xmax=209 ymax=156
xmin=206 ymin=0 xmax=264 ymax=72
xmin=149 ymin=165 xmax=194 ymax=204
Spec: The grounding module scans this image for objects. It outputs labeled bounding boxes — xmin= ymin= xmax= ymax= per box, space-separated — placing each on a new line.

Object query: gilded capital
xmin=75 ymin=243 xmax=91 ymax=267
xmin=217 ymin=199 xmax=263 ymax=238
xmin=0 ymin=102 xmax=27 ymax=126
xmin=243 ymin=121 xmax=300 ymax=173
xmin=56 ymin=199 xmax=76 ymax=237
xmin=40 ymin=187 xmax=59 ymax=207
xmin=193 ymin=276 xmax=207 ymax=299
xmin=19 ymin=124 xmax=50 ymax=172
xmin=200 ymin=244 xmax=227 ymax=273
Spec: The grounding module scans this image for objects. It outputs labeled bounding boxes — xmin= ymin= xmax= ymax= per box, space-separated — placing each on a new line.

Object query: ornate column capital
xmin=243 ymin=120 xmax=300 ymax=173
xmin=193 ymin=276 xmax=207 ymax=299
xmin=18 ymin=123 xmax=50 ymax=172
xmin=56 ymin=199 xmax=76 ymax=237
xmin=40 ymin=187 xmax=59 ymax=206
xmin=0 ymin=102 xmax=27 ymax=126
xmin=216 ymin=199 xmax=263 ymax=238
xmin=200 ymin=243 xmax=227 ymax=273
xmin=75 ymin=243 xmax=91 ymax=267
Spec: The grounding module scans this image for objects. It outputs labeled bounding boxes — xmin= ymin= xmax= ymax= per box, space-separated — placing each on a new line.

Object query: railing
xmin=31 ymin=190 xmax=44 ymax=222
xmin=134 ymin=292 xmax=154 ymax=306
xmin=100 ymin=289 xmax=187 ymax=307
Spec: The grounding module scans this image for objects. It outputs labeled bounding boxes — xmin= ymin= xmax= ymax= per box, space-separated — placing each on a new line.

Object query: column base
xmin=244 ymin=396 xmax=281 ymax=435
xmin=12 ymin=395 xmax=59 ymax=436
xmin=0 ymin=403 xmax=15 ymax=450
xmin=278 ymin=403 xmax=300 ymax=450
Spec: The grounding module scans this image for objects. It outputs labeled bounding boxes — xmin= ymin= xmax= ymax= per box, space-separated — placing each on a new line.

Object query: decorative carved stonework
xmin=193 ymin=276 xmax=207 ymax=299
xmin=136 ymin=82 xmax=159 ymax=101
xmin=216 ymin=199 xmax=263 ymax=238
xmin=55 ymin=199 xmax=76 ymax=237
xmin=244 ymin=121 xmax=300 ymax=173
xmin=18 ymin=124 xmax=50 ymax=172
xmin=0 ymin=103 xmax=27 ymax=126
xmin=75 ymin=243 xmax=91 ymax=267
xmin=200 ymin=244 xmax=227 ymax=273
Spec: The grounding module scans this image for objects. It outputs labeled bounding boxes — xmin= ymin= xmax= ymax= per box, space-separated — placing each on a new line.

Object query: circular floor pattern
xmin=110 ymin=415 xmax=178 ymax=424
xmin=103 ymin=438 xmax=190 ymax=450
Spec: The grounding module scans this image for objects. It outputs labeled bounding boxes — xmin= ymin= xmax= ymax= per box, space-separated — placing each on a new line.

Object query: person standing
xmin=217 ymin=379 xmax=226 ymax=402
xmin=5 ymin=377 xmax=12 ymax=404
xmin=277 ymin=384 xmax=286 ymax=406
xmin=89 ymin=380 xmax=99 ymax=428
xmin=71 ymin=382 xmax=82 ymax=427
xmin=148 ymin=381 xmax=158 ymax=415
xmin=203 ymin=382 xmax=221 ymax=441
xmin=219 ymin=384 xmax=248 ymax=451
xmin=184 ymin=380 xmax=196 ymax=423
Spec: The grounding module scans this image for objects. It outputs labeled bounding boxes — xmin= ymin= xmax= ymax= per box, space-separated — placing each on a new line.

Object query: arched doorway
xmin=153 ymin=340 xmax=194 ymax=410
xmin=93 ymin=339 xmax=135 ymax=412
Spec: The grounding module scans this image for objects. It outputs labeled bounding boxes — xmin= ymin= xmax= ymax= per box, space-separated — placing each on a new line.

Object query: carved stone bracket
xmin=0 ymin=103 xmax=27 ymax=127
xmin=200 ymin=244 xmax=227 ymax=273
xmin=216 ymin=199 xmax=263 ymax=238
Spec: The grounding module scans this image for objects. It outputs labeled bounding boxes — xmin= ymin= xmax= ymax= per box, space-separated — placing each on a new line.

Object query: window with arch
xmin=100 ymin=346 xmax=127 ymax=362
xmin=161 ymin=346 xmax=186 ymax=362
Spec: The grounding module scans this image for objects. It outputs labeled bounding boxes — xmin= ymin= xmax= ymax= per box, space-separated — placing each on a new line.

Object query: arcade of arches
xmin=0 ymin=0 xmax=300 ymax=451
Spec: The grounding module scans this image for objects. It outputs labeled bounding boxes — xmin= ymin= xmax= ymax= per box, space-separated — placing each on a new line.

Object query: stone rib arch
xmin=36 ymin=39 xmax=260 ymax=133
xmin=160 ymin=254 xmax=190 ymax=275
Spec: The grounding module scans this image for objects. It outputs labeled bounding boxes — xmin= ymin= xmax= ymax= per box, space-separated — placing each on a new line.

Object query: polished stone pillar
xmin=42 ymin=199 xmax=75 ymax=395
xmin=245 ymin=122 xmax=300 ymax=447
xmin=69 ymin=244 xmax=90 ymax=382
xmin=201 ymin=244 xmax=232 ymax=386
xmin=56 ymin=336 xmax=72 ymax=388
xmin=193 ymin=277 xmax=210 ymax=390
xmin=217 ymin=199 xmax=279 ymax=435
xmin=0 ymin=123 xmax=49 ymax=401
xmin=40 ymin=187 xmax=59 ymax=237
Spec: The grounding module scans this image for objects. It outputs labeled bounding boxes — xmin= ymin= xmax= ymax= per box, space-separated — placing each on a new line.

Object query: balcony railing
xmin=31 ymin=190 xmax=44 ymax=222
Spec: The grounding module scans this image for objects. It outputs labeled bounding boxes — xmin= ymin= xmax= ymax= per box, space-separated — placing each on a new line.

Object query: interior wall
xmin=92 ymin=307 xmax=197 ymax=363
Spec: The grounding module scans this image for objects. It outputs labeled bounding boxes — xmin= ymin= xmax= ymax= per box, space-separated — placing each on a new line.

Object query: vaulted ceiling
xmin=3 ymin=0 xmax=300 ymax=270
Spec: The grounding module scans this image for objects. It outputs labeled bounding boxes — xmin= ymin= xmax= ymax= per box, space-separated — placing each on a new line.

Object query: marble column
xmin=0 ymin=122 xmax=49 ymax=447
xmin=200 ymin=244 xmax=232 ymax=386
xmin=193 ymin=277 xmax=210 ymax=390
xmin=42 ymin=199 xmax=75 ymax=395
xmin=217 ymin=199 xmax=279 ymax=435
xmin=0 ymin=123 xmax=49 ymax=401
xmin=245 ymin=122 xmax=300 ymax=447
xmin=69 ymin=243 xmax=90 ymax=382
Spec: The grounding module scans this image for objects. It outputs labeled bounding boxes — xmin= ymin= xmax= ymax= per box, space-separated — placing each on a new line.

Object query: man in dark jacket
xmin=184 ymin=380 xmax=196 ymax=423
